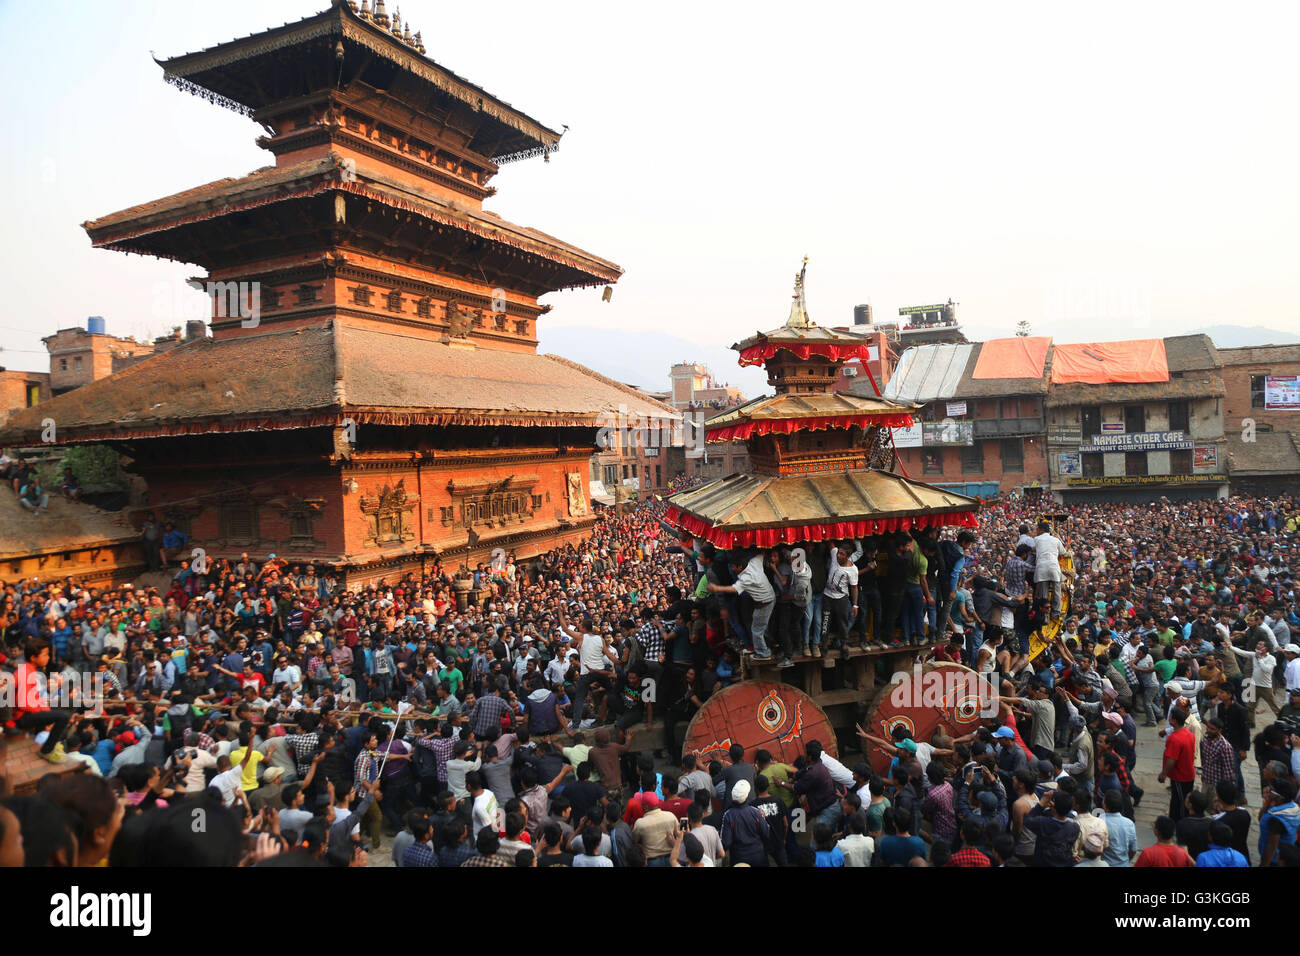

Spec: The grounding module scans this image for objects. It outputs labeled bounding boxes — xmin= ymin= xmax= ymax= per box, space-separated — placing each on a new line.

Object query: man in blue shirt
xmin=1260 ymin=779 xmax=1300 ymax=867
xmin=1098 ymin=789 xmax=1138 ymax=866
xmin=1196 ymin=823 xmax=1248 ymax=867
xmin=160 ymin=522 xmax=189 ymax=569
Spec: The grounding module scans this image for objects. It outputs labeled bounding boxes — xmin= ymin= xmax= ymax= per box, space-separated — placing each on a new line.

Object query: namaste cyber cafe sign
xmin=1077 ymin=430 xmax=1193 ymax=453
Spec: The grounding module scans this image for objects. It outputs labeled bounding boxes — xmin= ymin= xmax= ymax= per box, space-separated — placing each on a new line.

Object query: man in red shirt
xmin=1134 ymin=815 xmax=1195 ymax=867
xmin=1158 ymin=707 xmax=1196 ymax=822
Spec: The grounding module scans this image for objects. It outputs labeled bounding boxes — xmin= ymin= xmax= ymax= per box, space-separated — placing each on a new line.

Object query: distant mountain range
xmin=1188 ymin=325 xmax=1300 ymax=348
xmin=539 ymin=325 xmax=769 ymax=396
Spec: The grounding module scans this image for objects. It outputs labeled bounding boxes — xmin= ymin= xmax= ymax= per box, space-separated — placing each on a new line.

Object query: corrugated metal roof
xmin=883 ymin=344 xmax=975 ymax=403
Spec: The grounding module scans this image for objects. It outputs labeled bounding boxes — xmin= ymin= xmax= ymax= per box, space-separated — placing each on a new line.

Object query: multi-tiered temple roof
xmin=665 ymin=260 xmax=978 ymax=548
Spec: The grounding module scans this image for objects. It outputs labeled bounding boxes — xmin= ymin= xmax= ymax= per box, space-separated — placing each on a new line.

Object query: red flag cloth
xmin=662 ymin=506 xmax=977 ymax=549
xmin=705 ymin=413 xmax=914 ymax=443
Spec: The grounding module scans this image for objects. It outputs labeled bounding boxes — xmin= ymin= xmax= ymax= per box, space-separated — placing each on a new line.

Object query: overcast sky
xmin=1 ymin=0 xmax=1297 ymax=382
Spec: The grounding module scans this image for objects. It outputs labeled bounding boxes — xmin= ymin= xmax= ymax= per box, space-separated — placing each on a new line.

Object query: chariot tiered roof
xmin=666 ymin=259 xmax=978 ymax=549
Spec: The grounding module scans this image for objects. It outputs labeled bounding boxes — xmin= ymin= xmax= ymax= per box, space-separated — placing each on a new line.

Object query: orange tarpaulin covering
xmin=971 ymin=336 xmax=1051 ymax=380
xmin=1049 ymin=339 xmax=1169 ymax=385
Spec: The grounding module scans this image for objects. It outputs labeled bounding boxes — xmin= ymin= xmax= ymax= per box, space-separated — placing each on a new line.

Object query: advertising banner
xmin=1265 ymin=376 xmax=1300 ymax=410
xmin=1078 ymin=430 xmax=1193 ymax=453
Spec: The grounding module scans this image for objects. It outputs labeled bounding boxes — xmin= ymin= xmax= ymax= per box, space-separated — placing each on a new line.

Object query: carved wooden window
xmin=514 ymin=320 xmax=529 ymax=335
xmin=386 ymin=291 xmax=403 ymax=313
xmin=295 ymin=284 xmax=318 ymax=305
xmin=465 ymin=501 xmax=478 ymax=524
xmin=441 ymin=506 xmax=454 ymax=525
xmin=218 ymin=500 xmax=257 ymax=544
xmin=471 ymin=311 xmax=484 ymax=328
xmin=494 ymin=314 xmax=507 ymax=331
xmin=351 ymin=285 xmax=373 ymax=307
xmin=262 ymin=287 xmax=281 ymax=310
xmin=415 ymin=297 xmax=432 ymax=318
xmin=531 ymin=494 xmax=543 ymax=510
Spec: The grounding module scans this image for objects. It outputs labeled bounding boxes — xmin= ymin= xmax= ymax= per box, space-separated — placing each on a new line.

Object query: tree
xmin=1015 ymin=320 xmax=1032 ymax=337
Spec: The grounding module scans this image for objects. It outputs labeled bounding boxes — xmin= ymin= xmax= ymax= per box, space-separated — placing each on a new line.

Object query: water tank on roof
xmin=87 ymin=316 xmax=106 ymax=335
xmin=854 ymin=304 xmax=873 ymax=326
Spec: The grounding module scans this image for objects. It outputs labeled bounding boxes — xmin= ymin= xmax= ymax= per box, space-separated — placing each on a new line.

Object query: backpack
xmin=626 ymin=634 xmax=646 ymax=677
xmin=791 ymin=574 xmax=813 ymax=608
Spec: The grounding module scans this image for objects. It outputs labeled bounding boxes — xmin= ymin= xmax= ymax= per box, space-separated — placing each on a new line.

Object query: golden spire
xmin=359 ymin=0 xmax=371 ymax=20
xmin=787 ymin=255 xmax=813 ymax=328
xmin=375 ymin=0 xmax=389 ymax=28
xmin=414 ymin=30 xmax=425 ymax=53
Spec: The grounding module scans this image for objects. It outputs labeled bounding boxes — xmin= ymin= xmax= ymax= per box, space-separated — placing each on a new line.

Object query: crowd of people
xmin=1 ymin=478 xmax=1298 ymax=868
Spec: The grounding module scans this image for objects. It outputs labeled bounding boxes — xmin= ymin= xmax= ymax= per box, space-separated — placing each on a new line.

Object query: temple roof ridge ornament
xmin=787 ymin=255 xmax=813 ymax=330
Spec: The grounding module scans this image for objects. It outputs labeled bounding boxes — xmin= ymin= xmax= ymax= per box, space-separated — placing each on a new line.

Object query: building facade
xmin=1045 ymin=335 xmax=1227 ymax=501
xmin=866 ymin=337 xmax=1051 ymax=498
xmin=1219 ymin=344 xmax=1300 ymax=492
xmin=0 ymin=369 xmax=49 ymax=426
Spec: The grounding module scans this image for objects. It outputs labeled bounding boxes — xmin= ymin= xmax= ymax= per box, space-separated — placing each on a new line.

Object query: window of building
xmin=351 ymin=286 xmax=373 ymax=307
xmin=655 ymin=465 xmax=662 ymax=487
xmin=999 ymin=399 xmax=1020 ymax=419
xmin=74 ymin=356 xmax=82 ymax=369
xmin=26 ymin=383 xmax=40 ymax=407
xmin=1124 ymin=405 xmax=1145 ymax=433
xmin=1170 ymin=449 xmax=1193 ymax=475
xmin=386 ymin=291 xmax=403 ymax=313
xmin=295 ymin=284 xmax=318 ymax=305
xmin=415 ymin=297 xmax=431 ymax=318
xmin=961 ymin=442 xmax=984 ymax=474
xmin=59 ymin=358 xmax=67 ymax=371
xmin=1082 ymin=453 xmax=1104 ymax=477
xmin=1000 ymin=438 xmax=1024 ymax=472
xmin=922 ymin=451 xmax=943 ymax=475
xmin=1168 ymin=400 xmax=1190 ymax=433
xmin=514 ymin=320 xmax=529 ymax=335
xmin=262 ymin=287 xmax=281 ymax=310
xmin=531 ymin=494 xmax=543 ymax=510
xmin=1251 ymin=375 xmax=1266 ymax=408
xmin=603 ymin=465 xmax=617 ymax=487
xmin=1081 ymin=406 xmax=1100 ymax=438
xmin=1125 ymin=452 xmax=1148 ymax=476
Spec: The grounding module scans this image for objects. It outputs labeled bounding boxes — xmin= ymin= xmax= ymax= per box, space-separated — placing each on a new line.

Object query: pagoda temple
xmin=0 ymin=0 xmax=670 ymax=587
xmin=666 ymin=260 xmax=979 ymax=549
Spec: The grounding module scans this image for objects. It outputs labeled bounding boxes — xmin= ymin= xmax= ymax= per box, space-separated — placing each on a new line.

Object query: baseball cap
xmin=895 ymin=738 xmax=918 ymax=754
xmin=992 ymin=727 xmax=1014 ymax=740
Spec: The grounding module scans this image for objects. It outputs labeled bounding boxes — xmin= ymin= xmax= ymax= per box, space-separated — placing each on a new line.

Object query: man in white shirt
xmin=708 ymin=553 xmax=777 ymax=661
xmin=1033 ymin=520 xmax=1065 ymax=619
xmin=819 ymin=747 xmax=856 ymax=789
xmin=211 ymin=750 xmax=251 ymax=809
xmin=820 ymin=546 xmax=859 ymax=654
xmin=1283 ymin=644 xmax=1300 ymax=695
xmin=836 ymin=814 xmax=875 ymax=866
xmin=561 ymin=612 xmax=619 ymax=730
